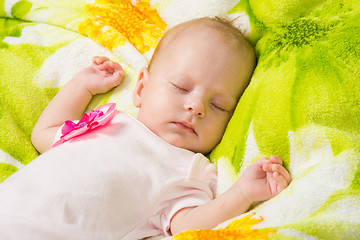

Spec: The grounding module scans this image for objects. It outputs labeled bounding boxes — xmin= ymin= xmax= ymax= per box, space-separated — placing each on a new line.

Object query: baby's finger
xmin=93 ymin=56 xmax=110 ymax=64
xmin=109 ymin=61 xmax=123 ymax=72
xmin=264 ymin=164 xmax=291 ymax=184
xmin=271 ymin=164 xmax=291 ymax=184
xmin=273 ymin=172 xmax=289 ymax=193
xmin=269 ymin=155 xmax=282 ymax=165
xmin=278 ymin=166 xmax=291 ymax=184
xmin=98 ymin=61 xmax=123 ymax=74
xmin=92 ymin=56 xmax=99 ymax=63
xmin=262 ymin=162 xmax=282 ymax=173
xmin=113 ymin=69 xmax=124 ymax=82
xmin=98 ymin=61 xmax=115 ymax=74
xmin=255 ymin=157 xmax=270 ymax=168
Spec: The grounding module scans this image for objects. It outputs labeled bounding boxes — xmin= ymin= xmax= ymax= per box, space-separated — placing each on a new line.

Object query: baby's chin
xmin=161 ymin=135 xmax=195 ymax=152
xmin=167 ymin=138 xmax=211 ymax=155
xmin=155 ymin=130 xmax=212 ymax=154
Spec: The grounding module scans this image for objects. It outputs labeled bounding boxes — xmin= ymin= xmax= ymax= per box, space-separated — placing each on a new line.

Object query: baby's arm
xmin=170 ymin=155 xmax=291 ymax=235
xmin=31 ymin=56 xmax=123 ymax=153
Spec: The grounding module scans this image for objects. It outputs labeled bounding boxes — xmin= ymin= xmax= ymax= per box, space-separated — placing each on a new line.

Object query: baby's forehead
xmin=163 ymin=21 xmax=228 ymax=47
xmin=149 ymin=18 xmax=256 ymax=81
xmin=156 ymin=19 xmax=253 ymax=62
xmin=153 ymin=27 xmax=236 ymax=68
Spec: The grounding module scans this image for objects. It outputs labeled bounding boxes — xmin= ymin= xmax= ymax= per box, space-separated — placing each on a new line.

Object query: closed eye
xmin=211 ymin=103 xmax=228 ymax=112
xmin=170 ymin=82 xmax=188 ymax=93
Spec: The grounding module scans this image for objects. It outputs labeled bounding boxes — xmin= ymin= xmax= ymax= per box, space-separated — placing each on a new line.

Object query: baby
xmin=0 ymin=17 xmax=290 ymax=239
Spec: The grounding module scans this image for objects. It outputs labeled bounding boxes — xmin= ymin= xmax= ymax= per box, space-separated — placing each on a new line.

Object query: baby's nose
xmin=185 ymin=100 xmax=206 ymax=118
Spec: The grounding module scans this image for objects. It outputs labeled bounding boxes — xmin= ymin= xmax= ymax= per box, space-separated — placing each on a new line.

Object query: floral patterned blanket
xmin=0 ymin=0 xmax=359 ymax=239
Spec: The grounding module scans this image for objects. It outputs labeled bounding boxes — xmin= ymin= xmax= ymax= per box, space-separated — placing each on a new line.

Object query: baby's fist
xmin=78 ymin=56 xmax=124 ymax=95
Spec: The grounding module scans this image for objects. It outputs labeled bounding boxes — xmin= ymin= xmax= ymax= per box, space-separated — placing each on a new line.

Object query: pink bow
xmin=52 ymin=103 xmax=116 ymax=148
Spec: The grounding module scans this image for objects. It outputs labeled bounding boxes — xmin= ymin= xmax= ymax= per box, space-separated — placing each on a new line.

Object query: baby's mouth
xmin=173 ymin=121 xmax=197 ymax=135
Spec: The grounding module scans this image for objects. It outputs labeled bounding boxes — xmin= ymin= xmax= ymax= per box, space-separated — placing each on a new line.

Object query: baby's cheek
xmin=202 ymin=127 xmax=224 ymax=152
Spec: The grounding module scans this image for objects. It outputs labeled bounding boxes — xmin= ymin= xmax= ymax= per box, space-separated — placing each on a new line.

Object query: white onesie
xmin=0 ymin=111 xmax=217 ymax=240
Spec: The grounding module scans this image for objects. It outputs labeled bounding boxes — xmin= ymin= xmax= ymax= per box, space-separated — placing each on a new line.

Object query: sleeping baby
xmin=0 ymin=17 xmax=290 ymax=239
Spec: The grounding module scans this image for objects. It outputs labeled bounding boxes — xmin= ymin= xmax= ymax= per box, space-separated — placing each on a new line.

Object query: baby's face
xmin=133 ymin=31 xmax=252 ymax=154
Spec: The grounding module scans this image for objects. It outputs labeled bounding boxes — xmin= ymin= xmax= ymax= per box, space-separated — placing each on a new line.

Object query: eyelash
xmin=171 ymin=82 xmax=188 ymax=92
xmin=211 ymin=103 xmax=227 ymax=112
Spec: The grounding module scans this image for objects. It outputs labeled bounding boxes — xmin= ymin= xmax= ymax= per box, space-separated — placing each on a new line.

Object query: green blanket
xmin=209 ymin=0 xmax=360 ymax=239
xmin=0 ymin=0 xmax=359 ymax=239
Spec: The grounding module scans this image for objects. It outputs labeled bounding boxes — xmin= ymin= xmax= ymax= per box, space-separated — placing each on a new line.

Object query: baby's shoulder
xmin=188 ymin=153 xmax=217 ymax=180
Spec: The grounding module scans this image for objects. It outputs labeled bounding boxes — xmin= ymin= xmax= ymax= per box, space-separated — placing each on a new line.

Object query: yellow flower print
xmin=172 ymin=213 xmax=276 ymax=240
xmin=79 ymin=0 xmax=166 ymax=54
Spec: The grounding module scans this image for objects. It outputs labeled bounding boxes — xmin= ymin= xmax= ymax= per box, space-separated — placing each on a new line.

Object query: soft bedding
xmin=0 ymin=0 xmax=359 ymax=239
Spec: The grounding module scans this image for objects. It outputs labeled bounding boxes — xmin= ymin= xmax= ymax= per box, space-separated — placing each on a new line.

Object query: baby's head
xmin=133 ymin=17 xmax=256 ymax=154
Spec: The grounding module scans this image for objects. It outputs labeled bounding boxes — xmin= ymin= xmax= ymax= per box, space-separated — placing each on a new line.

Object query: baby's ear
xmin=132 ymin=67 xmax=150 ymax=108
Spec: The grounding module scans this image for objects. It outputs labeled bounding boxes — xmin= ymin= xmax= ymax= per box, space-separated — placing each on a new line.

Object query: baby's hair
xmin=148 ymin=16 xmax=256 ymax=71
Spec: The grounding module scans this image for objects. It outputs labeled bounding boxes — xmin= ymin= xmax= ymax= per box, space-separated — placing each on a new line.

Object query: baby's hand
xmin=237 ymin=155 xmax=291 ymax=203
xmin=75 ymin=56 xmax=124 ymax=95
